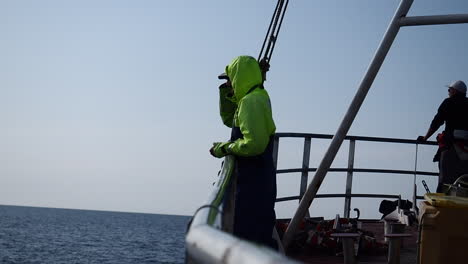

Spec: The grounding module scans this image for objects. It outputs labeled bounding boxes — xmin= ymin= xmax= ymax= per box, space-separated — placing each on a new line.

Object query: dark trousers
xmin=437 ymin=147 xmax=468 ymax=192
xmin=228 ymin=128 xmax=277 ymax=248
xmin=233 ymin=182 xmax=277 ymax=248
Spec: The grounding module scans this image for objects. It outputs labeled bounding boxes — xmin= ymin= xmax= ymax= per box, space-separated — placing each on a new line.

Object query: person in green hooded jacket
xmin=209 ymin=55 xmax=277 ymax=248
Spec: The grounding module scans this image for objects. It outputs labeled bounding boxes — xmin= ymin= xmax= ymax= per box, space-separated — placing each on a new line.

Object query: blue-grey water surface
xmin=0 ymin=205 xmax=190 ymax=264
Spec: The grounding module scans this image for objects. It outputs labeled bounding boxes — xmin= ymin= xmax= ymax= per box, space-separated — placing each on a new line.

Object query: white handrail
xmin=187 ymin=226 xmax=298 ymax=264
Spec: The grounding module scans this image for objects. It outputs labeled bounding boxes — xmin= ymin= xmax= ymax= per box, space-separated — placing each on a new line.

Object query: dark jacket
xmin=430 ymin=94 xmax=468 ymax=140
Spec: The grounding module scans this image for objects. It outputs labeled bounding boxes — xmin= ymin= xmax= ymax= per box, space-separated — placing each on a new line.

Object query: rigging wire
xmin=258 ymin=0 xmax=290 ymax=79
xmin=266 ymin=0 xmax=289 ymax=61
xmin=258 ymin=0 xmax=283 ymax=62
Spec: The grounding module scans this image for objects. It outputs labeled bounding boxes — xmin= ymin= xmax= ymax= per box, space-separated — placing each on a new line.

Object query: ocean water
xmin=0 ymin=205 xmax=190 ymax=264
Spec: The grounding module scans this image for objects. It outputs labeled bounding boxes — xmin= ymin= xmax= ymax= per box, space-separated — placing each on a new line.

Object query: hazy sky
xmin=1 ymin=0 xmax=468 ymax=218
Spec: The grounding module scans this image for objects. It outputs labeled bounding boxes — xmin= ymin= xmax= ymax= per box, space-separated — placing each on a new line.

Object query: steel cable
xmin=258 ymin=0 xmax=290 ymax=64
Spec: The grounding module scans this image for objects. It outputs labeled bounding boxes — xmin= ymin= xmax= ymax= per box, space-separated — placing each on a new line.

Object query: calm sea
xmin=0 ymin=205 xmax=190 ymax=264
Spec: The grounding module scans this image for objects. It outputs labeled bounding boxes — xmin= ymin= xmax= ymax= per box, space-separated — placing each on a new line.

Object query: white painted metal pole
xmin=412 ymin=144 xmax=418 ymax=211
xmin=400 ymin=14 xmax=468 ymax=27
xmin=300 ymin=138 xmax=312 ymax=197
xmin=344 ymin=140 xmax=356 ymax=218
xmin=282 ymin=0 xmax=414 ymax=249
xmin=187 ymin=226 xmax=300 ymax=264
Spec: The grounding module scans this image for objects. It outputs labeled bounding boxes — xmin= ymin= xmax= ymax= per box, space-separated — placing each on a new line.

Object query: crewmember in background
xmin=418 ymin=80 xmax=468 ymax=192
xmin=209 ymin=55 xmax=277 ymax=248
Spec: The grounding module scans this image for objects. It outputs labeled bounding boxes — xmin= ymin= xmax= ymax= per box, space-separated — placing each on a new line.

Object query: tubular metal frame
xmin=282 ymin=0 xmax=468 ymax=249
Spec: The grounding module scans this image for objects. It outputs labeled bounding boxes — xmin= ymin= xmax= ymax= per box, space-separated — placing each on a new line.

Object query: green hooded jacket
xmin=219 ymin=56 xmax=276 ymax=157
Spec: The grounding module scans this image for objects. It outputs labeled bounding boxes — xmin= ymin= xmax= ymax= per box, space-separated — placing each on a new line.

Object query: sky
xmin=1 ymin=0 xmax=468 ymax=218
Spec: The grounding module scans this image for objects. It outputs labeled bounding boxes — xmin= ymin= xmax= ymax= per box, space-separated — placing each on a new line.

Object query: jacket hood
xmin=225 ymin=56 xmax=263 ymax=101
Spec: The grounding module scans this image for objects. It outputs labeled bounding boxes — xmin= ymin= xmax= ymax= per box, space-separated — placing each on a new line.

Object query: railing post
xmin=273 ymin=136 xmax=280 ymax=170
xmin=412 ymin=144 xmax=419 ymax=212
xmin=344 ymin=139 xmax=355 ymax=218
xmin=300 ymin=138 xmax=312 ymax=198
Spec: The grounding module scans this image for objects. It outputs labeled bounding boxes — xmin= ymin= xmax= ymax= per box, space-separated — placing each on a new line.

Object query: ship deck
xmin=282 ymin=220 xmax=418 ymax=264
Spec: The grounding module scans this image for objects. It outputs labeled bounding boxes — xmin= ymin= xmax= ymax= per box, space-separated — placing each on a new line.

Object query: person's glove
xmin=416 ymin=136 xmax=426 ymax=143
xmin=209 ymin=142 xmax=231 ymax=158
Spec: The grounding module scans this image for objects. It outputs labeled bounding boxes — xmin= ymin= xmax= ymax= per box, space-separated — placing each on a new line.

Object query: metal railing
xmin=273 ymin=132 xmax=438 ymax=218
xmin=186 ymin=132 xmax=439 ymax=263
